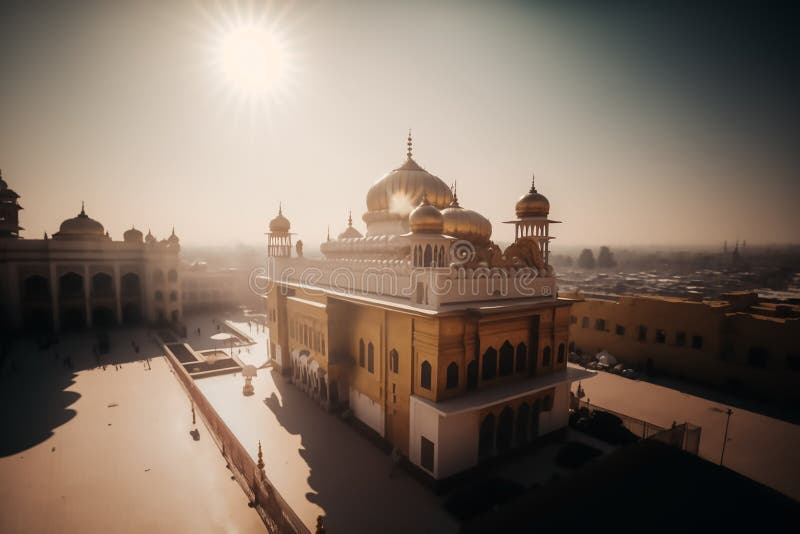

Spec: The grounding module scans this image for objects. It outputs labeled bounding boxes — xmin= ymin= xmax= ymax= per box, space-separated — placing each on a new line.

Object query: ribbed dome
xmin=441 ymin=192 xmax=492 ymax=244
xmin=54 ymin=204 xmax=108 ymax=240
xmin=124 ymin=226 xmax=143 ymax=243
xmin=269 ymin=205 xmax=291 ymax=233
xmin=366 ymin=156 xmax=453 ymax=214
xmin=409 ymin=194 xmax=444 ymax=234
xmin=515 ymin=176 xmax=549 ymax=218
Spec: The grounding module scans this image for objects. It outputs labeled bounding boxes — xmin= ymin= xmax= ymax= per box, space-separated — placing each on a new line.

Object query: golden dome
xmin=409 ymin=193 xmax=444 ymax=234
xmin=365 ymin=133 xmax=452 ymax=215
xmin=123 ymin=226 xmax=143 ymax=243
xmin=269 ymin=204 xmax=291 ymax=233
xmin=441 ymin=189 xmax=492 ymax=244
xmin=54 ymin=203 xmax=108 ymax=240
xmin=515 ymin=175 xmax=549 ymax=218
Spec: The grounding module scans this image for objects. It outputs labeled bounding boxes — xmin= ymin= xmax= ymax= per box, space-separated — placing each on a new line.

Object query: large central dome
xmin=365 ymin=156 xmax=453 ymax=214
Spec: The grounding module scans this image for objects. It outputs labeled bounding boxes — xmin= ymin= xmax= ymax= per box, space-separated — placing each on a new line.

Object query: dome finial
xmin=450 ymin=181 xmax=460 ymax=207
xmin=530 ymin=172 xmax=537 ymax=193
xmin=407 ymin=129 xmax=413 ymax=158
xmin=327 ymin=225 xmax=330 ymax=242
xmin=278 ymin=202 xmax=283 ymax=216
xmin=80 ymin=201 xmax=86 ymax=216
xmin=347 ymin=210 xmax=353 ymax=227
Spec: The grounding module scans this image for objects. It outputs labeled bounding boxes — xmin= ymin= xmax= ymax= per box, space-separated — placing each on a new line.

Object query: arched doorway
xmin=531 ymin=399 xmax=541 ymax=438
xmin=121 ymin=272 xmax=141 ymax=297
xmin=497 ymin=406 xmax=514 ymax=453
xmin=23 ymin=275 xmax=50 ymax=301
xmin=92 ymin=306 xmax=115 ymax=328
xmin=60 ymin=307 xmax=86 ymax=330
xmin=92 ymin=272 xmax=113 ymax=297
xmin=482 ymin=347 xmax=497 ymax=381
xmin=122 ymin=303 xmax=141 ymax=325
xmin=23 ymin=308 xmax=53 ymax=331
xmin=516 ymin=403 xmax=530 ymax=445
xmin=479 ymin=413 xmax=495 ymax=459
xmin=59 ymin=272 xmax=84 ymax=298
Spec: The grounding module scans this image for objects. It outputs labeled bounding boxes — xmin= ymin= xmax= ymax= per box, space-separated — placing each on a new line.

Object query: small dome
xmin=441 ymin=190 xmax=492 ymax=244
xmin=409 ymin=194 xmax=444 ymax=234
xmin=338 ymin=211 xmax=363 ymax=239
xmin=515 ymin=175 xmax=549 ymax=218
xmin=269 ymin=205 xmax=291 ymax=233
xmin=145 ymin=229 xmax=156 ymax=244
xmin=54 ymin=203 xmax=108 ymax=240
xmin=124 ymin=226 xmax=143 ymax=243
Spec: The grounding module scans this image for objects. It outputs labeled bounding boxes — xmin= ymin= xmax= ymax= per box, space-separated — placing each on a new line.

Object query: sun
xmin=215 ymin=23 xmax=286 ymax=96
xmin=200 ymin=1 xmax=301 ymax=113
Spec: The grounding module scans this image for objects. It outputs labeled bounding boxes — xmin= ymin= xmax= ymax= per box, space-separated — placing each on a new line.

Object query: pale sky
xmin=1 ymin=1 xmax=798 ymax=249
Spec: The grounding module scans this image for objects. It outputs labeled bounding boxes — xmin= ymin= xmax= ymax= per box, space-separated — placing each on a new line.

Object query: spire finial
xmin=450 ymin=181 xmax=460 ymax=206
xmin=529 ymin=172 xmax=537 ymax=193
xmin=80 ymin=201 xmax=86 ymax=215
xmin=278 ymin=202 xmax=283 ymax=215
xmin=407 ymin=129 xmax=413 ymax=158
xmin=347 ymin=210 xmax=353 ymax=227
xmin=257 ymin=440 xmax=265 ymax=473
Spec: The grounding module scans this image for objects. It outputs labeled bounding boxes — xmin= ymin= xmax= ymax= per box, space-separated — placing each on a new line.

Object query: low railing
xmin=160 ymin=339 xmax=309 ymax=534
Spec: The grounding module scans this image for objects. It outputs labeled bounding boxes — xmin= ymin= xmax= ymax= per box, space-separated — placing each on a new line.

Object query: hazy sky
xmin=1 ymin=0 xmax=798 ymax=249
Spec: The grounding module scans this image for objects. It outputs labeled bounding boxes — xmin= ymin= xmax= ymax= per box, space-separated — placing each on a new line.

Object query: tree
xmin=577 ymin=248 xmax=595 ymax=269
xmin=597 ymin=246 xmax=617 ymax=268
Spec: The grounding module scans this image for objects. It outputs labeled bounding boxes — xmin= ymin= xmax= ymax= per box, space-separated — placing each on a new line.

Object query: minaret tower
xmin=0 ymin=169 xmax=23 ymax=239
xmin=504 ymin=173 xmax=560 ymax=266
xmin=267 ymin=204 xmax=293 ymax=257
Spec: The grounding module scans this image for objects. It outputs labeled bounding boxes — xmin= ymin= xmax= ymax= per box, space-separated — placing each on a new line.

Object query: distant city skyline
xmin=1 ymin=1 xmax=797 ymax=247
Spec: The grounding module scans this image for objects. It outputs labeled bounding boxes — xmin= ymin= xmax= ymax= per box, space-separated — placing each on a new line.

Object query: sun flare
xmin=215 ymin=23 xmax=287 ymax=97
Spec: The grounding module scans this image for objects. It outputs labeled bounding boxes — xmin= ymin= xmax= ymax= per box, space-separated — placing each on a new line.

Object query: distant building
xmin=264 ymin=137 xmax=592 ymax=481
xmin=565 ymin=291 xmax=800 ymax=404
xmin=181 ymin=262 xmax=249 ymax=312
xmin=0 ymin=171 xmax=182 ymax=332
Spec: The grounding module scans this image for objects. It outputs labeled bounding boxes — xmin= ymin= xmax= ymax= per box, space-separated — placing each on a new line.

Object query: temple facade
xmin=264 ymin=136 xmax=592 ymax=480
xmin=0 ymin=171 xmax=182 ymax=332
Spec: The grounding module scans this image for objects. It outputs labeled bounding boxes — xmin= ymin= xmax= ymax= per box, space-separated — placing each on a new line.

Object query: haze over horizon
xmin=2 ymin=1 xmax=798 ymax=249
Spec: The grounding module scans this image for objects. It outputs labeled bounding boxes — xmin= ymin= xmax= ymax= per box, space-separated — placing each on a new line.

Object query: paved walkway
xmin=571 ymin=364 xmax=800 ymax=501
xmin=0 ymin=330 xmax=265 ymax=534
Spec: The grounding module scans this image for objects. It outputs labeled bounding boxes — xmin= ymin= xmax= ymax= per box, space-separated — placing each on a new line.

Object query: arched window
xmin=424 ymin=244 xmax=432 ymax=267
xmin=155 ymin=290 xmax=164 ymax=302
xmin=482 ymin=347 xmax=497 ymax=380
xmin=389 ymin=349 xmax=399 ymax=373
xmin=167 ymin=269 xmax=178 ymax=282
xmin=467 ymin=359 xmax=478 ymax=390
xmin=557 ymin=343 xmax=565 ymax=363
xmin=169 ymin=291 xmax=178 ymax=302
xmin=499 ymin=341 xmax=514 ymax=376
xmin=421 ymin=360 xmax=432 ymax=390
xmin=152 ymin=269 xmax=164 ymax=283
xmin=543 ymin=346 xmax=551 ymax=366
xmin=568 ymin=341 xmax=575 ymax=354
xmin=367 ymin=342 xmax=374 ymax=373
xmin=516 ymin=343 xmax=527 ymax=373
xmin=358 ymin=339 xmax=365 ymax=367
xmin=446 ymin=362 xmax=458 ymax=389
